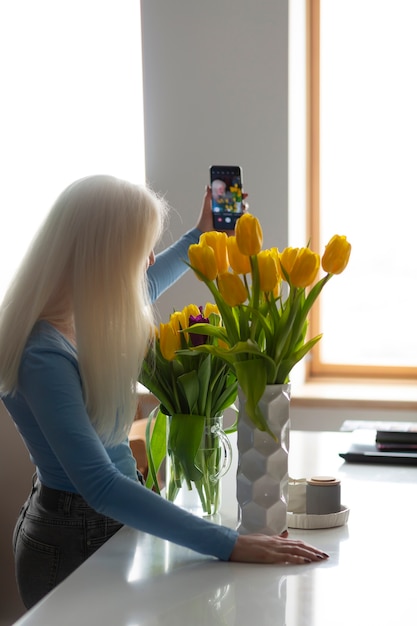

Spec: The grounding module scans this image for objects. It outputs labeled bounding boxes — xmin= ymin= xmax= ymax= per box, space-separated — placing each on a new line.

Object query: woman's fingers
xmin=195 ymin=186 xmax=250 ymax=233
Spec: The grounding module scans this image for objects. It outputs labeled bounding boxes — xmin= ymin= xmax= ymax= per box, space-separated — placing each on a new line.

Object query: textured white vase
xmin=236 ymin=383 xmax=291 ymax=535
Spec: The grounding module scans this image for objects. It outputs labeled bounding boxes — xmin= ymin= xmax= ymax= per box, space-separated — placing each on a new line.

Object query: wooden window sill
xmin=291 ymin=379 xmax=417 ymax=411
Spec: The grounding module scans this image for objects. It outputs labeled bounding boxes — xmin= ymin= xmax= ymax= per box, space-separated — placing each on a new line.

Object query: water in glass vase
xmin=166 ymin=414 xmax=232 ymax=517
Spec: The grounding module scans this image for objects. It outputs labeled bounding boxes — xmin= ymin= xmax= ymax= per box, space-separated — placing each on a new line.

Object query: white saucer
xmin=287 ymin=505 xmax=350 ymax=529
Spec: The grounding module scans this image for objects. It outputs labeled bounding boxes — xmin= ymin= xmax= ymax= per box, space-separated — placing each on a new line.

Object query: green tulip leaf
xmin=181 ymin=323 xmax=228 ymax=342
xmin=145 ymin=407 xmax=166 ymax=492
xmin=168 ymin=413 xmax=205 ymax=482
xmin=177 ymin=370 xmax=200 ymax=413
xmin=197 ymin=355 xmax=211 ymax=415
xmin=234 ymin=359 xmax=276 ymax=439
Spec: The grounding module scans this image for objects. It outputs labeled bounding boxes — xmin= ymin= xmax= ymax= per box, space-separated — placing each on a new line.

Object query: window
xmin=307 ymin=0 xmax=417 ymax=380
xmin=0 ymin=0 xmax=145 ymax=302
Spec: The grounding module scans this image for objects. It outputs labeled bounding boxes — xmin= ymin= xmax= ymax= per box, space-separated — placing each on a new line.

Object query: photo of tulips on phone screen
xmin=210 ymin=165 xmax=243 ymax=230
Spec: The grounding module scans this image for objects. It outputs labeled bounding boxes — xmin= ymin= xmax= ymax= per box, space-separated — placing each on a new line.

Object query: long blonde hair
xmin=0 ymin=175 xmax=166 ymax=445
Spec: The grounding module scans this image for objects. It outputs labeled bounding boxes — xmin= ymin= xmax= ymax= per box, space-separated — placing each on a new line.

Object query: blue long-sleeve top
xmin=2 ymin=228 xmax=238 ymax=561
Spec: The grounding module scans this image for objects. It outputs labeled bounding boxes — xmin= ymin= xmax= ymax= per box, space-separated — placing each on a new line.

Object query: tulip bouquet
xmin=186 ymin=216 xmax=351 ymax=438
xmin=139 ymin=303 xmax=237 ymax=513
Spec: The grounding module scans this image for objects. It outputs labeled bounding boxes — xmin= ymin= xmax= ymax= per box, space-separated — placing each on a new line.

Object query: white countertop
xmin=13 ymin=431 xmax=417 ymax=626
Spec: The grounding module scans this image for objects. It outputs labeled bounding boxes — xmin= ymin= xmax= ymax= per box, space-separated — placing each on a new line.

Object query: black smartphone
xmin=210 ymin=165 xmax=243 ymax=230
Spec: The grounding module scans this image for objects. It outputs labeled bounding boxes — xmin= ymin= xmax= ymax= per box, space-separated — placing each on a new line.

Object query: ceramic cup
xmin=288 ymin=478 xmax=307 ymax=513
xmin=306 ymin=476 xmax=341 ymax=515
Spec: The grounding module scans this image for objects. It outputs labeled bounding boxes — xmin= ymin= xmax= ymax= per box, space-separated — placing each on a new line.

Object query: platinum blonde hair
xmin=0 ymin=175 xmax=167 ymax=445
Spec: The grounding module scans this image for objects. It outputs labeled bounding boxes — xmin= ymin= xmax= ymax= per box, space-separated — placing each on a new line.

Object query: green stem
xmin=249 ymin=255 xmax=260 ymax=343
xmin=166 ymin=421 xmax=223 ymax=516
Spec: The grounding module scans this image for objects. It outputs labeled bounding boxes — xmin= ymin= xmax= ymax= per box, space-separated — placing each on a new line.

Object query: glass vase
xmin=166 ymin=414 xmax=232 ymax=517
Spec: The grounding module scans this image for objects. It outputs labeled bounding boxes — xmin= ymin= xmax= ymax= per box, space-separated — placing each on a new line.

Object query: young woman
xmin=0 ymin=175 xmax=328 ymax=609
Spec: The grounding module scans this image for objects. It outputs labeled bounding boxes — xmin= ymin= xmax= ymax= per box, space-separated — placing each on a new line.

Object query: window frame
xmin=305 ymin=0 xmax=417 ymax=382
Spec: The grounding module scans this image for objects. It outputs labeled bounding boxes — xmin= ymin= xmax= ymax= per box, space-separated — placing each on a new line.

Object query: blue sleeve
xmin=146 ymin=228 xmax=201 ymax=302
xmin=19 ymin=346 xmax=238 ymax=561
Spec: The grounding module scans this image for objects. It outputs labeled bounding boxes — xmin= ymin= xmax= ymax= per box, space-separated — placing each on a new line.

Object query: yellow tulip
xmin=227 ymin=236 xmax=251 ymax=275
xmin=269 ymin=248 xmax=282 ymax=297
xmin=203 ymin=302 xmax=220 ymax=318
xmin=279 ymin=247 xmax=299 ymax=280
xmin=167 ymin=305 xmax=200 ymax=344
xmin=269 ymin=247 xmax=280 ymax=267
xmin=322 ymin=235 xmax=351 ymax=274
xmin=235 ymin=213 xmax=263 ymax=256
xmin=290 ymin=248 xmax=320 ymax=288
xmin=257 ymin=250 xmax=279 ymax=292
xmin=217 ymin=272 xmax=247 ymax=307
xmin=188 ymin=243 xmax=218 ymax=281
xmin=159 ymin=321 xmax=181 ymax=361
xmin=200 ymin=231 xmax=229 ymax=274
xmin=169 ymin=310 xmax=186 ymax=332
xmin=181 ymin=304 xmax=201 ymax=328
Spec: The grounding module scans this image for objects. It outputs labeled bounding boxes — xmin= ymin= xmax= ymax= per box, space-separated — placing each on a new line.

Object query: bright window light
xmin=320 ymin=0 xmax=417 ymax=367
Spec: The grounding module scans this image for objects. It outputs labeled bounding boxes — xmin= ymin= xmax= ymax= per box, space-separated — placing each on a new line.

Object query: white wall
xmin=141 ymin=0 xmax=290 ymax=321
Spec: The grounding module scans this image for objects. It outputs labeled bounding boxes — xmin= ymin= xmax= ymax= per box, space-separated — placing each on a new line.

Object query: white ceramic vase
xmin=236 ymin=383 xmax=291 ymax=535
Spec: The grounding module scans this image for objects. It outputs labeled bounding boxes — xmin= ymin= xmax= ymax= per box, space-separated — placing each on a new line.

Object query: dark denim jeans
xmin=13 ymin=477 xmax=123 ymax=609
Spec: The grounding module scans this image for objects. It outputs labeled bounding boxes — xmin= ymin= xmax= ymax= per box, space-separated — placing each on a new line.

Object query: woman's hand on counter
xmin=229 ymin=533 xmax=329 ymax=564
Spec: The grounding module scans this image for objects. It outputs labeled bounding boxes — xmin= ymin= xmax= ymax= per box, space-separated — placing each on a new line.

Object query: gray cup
xmin=306 ymin=476 xmax=341 ymax=515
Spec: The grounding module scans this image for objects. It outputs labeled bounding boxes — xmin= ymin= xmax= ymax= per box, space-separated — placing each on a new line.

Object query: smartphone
xmin=210 ymin=165 xmax=243 ymax=230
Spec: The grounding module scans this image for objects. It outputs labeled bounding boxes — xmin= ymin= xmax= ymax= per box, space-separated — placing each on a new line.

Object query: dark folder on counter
xmin=339 ymin=427 xmax=417 ymax=465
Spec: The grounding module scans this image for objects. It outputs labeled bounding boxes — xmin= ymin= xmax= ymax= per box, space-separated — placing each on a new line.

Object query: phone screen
xmin=210 ymin=165 xmax=243 ymax=230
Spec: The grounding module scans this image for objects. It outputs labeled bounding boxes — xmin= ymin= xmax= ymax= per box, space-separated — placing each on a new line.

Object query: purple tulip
xmin=188 ymin=306 xmax=209 ymax=347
